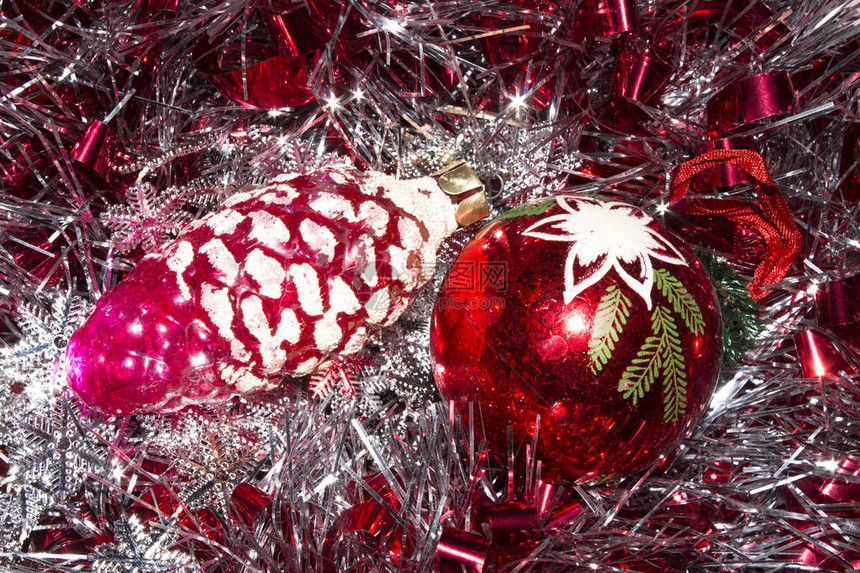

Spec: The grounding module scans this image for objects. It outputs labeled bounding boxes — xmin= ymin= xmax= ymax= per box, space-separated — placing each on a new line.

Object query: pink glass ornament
xmin=66 ymin=166 xmax=459 ymax=414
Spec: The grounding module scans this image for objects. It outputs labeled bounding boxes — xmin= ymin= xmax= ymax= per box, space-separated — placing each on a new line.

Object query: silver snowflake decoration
xmin=309 ymin=351 xmax=379 ymax=399
xmin=0 ymin=489 xmax=26 ymax=550
xmin=0 ymin=291 xmax=91 ymax=403
xmin=92 ymin=514 xmax=200 ymax=573
xmin=100 ymin=182 xmax=191 ymax=254
xmin=0 ymin=398 xmax=116 ymax=553
xmin=4 ymin=400 xmax=112 ymax=510
xmin=139 ymin=398 xmax=290 ymax=508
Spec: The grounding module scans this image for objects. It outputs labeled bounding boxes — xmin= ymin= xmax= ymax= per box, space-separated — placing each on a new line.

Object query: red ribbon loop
xmin=670 ymin=149 xmax=802 ymax=300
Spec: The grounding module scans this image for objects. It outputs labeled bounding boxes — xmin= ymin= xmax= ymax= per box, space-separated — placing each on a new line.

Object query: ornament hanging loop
xmin=669 ymin=149 xmax=802 ymax=300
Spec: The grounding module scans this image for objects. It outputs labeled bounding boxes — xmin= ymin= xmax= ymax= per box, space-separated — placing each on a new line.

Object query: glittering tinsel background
xmin=1 ymin=0 xmax=859 ymax=570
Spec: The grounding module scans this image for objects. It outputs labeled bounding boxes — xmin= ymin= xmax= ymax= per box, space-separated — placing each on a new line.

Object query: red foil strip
xmin=27 ymin=512 xmax=94 ymax=556
xmin=670 ymin=149 xmax=802 ymax=300
xmin=70 ymin=120 xmax=136 ymax=194
xmin=728 ymin=0 xmax=790 ymax=53
xmin=26 ymin=508 xmax=113 ymax=559
xmin=577 ymin=0 xmax=639 ymax=38
xmin=323 ymin=472 xmax=412 ymax=571
xmin=123 ymin=0 xmax=180 ymax=103
xmin=1 ymin=136 xmax=50 ymax=192
xmin=793 ymin=329 xmax=849 ymax=378
xmin=612 ymin=45 xmax=670 ymax=105
xmin=706 ymin=71 xmax=796 ymax=139
xmin=572 ymin=43 xmax=669 ymax=183
xmin=0 ymin=0 xmax=91 ymax=40
xmin=134 ymin=0 xmax=179 ymax=17
xmin=436 ymin=527 xmax=489 ymax=573
xmin=201 ymin=51 xmax=314 ymax=109
xmin=791 ymin=457 xmax=860 ymax=519
xmin=478 ymin=13 xmax=571 ymax=112
xmin=322 ymin=500 xmax=407 ymax=573
xmin=544 ymin=499 xmax=583 ymax=529
xmin=817 ymin=274 xmax=860 ymax=329
xmin=437 ymin=497 xmax=567 ymax=570
xmin=70 ymin=120 xmax=118 ymax=187
xmin=485 ymin=503 xmax=540 ymax=543
xmin=0 ymin=447 xmax=9 ymax=491
xmin=785 ymin=457 xmax=860 ymax=568
xmin=839 ymin=122 xmax=860 ymax=202
xmin=794 ymin=533 xmax=860 ymax=570
xmin=817 ymin=274 xmax=860 ymax=348
xmin=654 ymin=0 xmax=789 ymax=63
xmin=175 ymin=506 xmax=232 ymax=568
xmin=194 ymin=12 xmax=315 ymax=109
xmin=230 ymin=483 xmax=274 ymax=528
xmin=230 ymin=482 xmax=311 ymax=570
xmin=791 ymin=38 xmax=859 ymax=105
xmin=383 ymin=48 xmax=459 ymax=99
xmin=3 ymin=228 xmax=67 ymax=291
xmin=665 ymin=212 xmax=743 ymax=258
xmin=571 ymin=97 xmax=652 ymax=183
xmin=536 ymin=481 xmax=562 ymax=515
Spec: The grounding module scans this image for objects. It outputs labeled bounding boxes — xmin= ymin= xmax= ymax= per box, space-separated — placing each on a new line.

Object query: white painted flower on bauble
xmin=522 ymin=196 xmax=688 ymax=308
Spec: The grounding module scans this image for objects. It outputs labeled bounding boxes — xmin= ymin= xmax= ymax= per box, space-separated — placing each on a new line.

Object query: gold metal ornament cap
xmin=433 ymin=161 xmax=489 ymax=227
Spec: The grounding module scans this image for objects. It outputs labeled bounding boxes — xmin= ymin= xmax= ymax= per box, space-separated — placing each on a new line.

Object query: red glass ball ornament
xmin=431 ymin=196 xmax=722 ymax=484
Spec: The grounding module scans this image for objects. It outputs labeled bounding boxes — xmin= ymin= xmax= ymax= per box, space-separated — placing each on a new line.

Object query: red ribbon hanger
xmin=670 ymin=148 xmax=802 ymax=300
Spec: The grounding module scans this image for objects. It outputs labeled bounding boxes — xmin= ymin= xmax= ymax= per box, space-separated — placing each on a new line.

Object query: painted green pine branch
xmin=656 ymin=308 xmax=688 ymax=423
xmin=618 ymin=335 xmax=661 ymax=404
xmin=589 ymin=284 xmax=632 ymax=374
xmin=654 ymin=267 xmax=705 ymax=336
xmin=618 ymin=305 xmax=689 ymax=422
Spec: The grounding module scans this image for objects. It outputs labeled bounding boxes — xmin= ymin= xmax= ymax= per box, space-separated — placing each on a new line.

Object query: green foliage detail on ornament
xmin=617 ymin=323 xmax=663 ymax=404
xmin=612 ymin=268 xmax=703 ymax=423
xmin=589 ymin=284 xmax=632 ymax=374
xmin=497 ymin=197 xmax=557 ymax=220
xmin=654 ymin=268 xmax=705 ymax=336
xmin=654 ymin=306 xmax=688 ymax=424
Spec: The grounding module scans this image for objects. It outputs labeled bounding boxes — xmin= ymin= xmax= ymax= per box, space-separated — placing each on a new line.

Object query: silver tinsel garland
xmin=1 ymin=0 xmax=859 ymax=570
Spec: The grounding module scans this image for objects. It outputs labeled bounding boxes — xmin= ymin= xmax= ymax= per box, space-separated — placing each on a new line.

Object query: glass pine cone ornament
xmin=66 ymin=166 xmax=462 ymax=414
xmin=430 ymin=196 xmax=723 ymax=484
